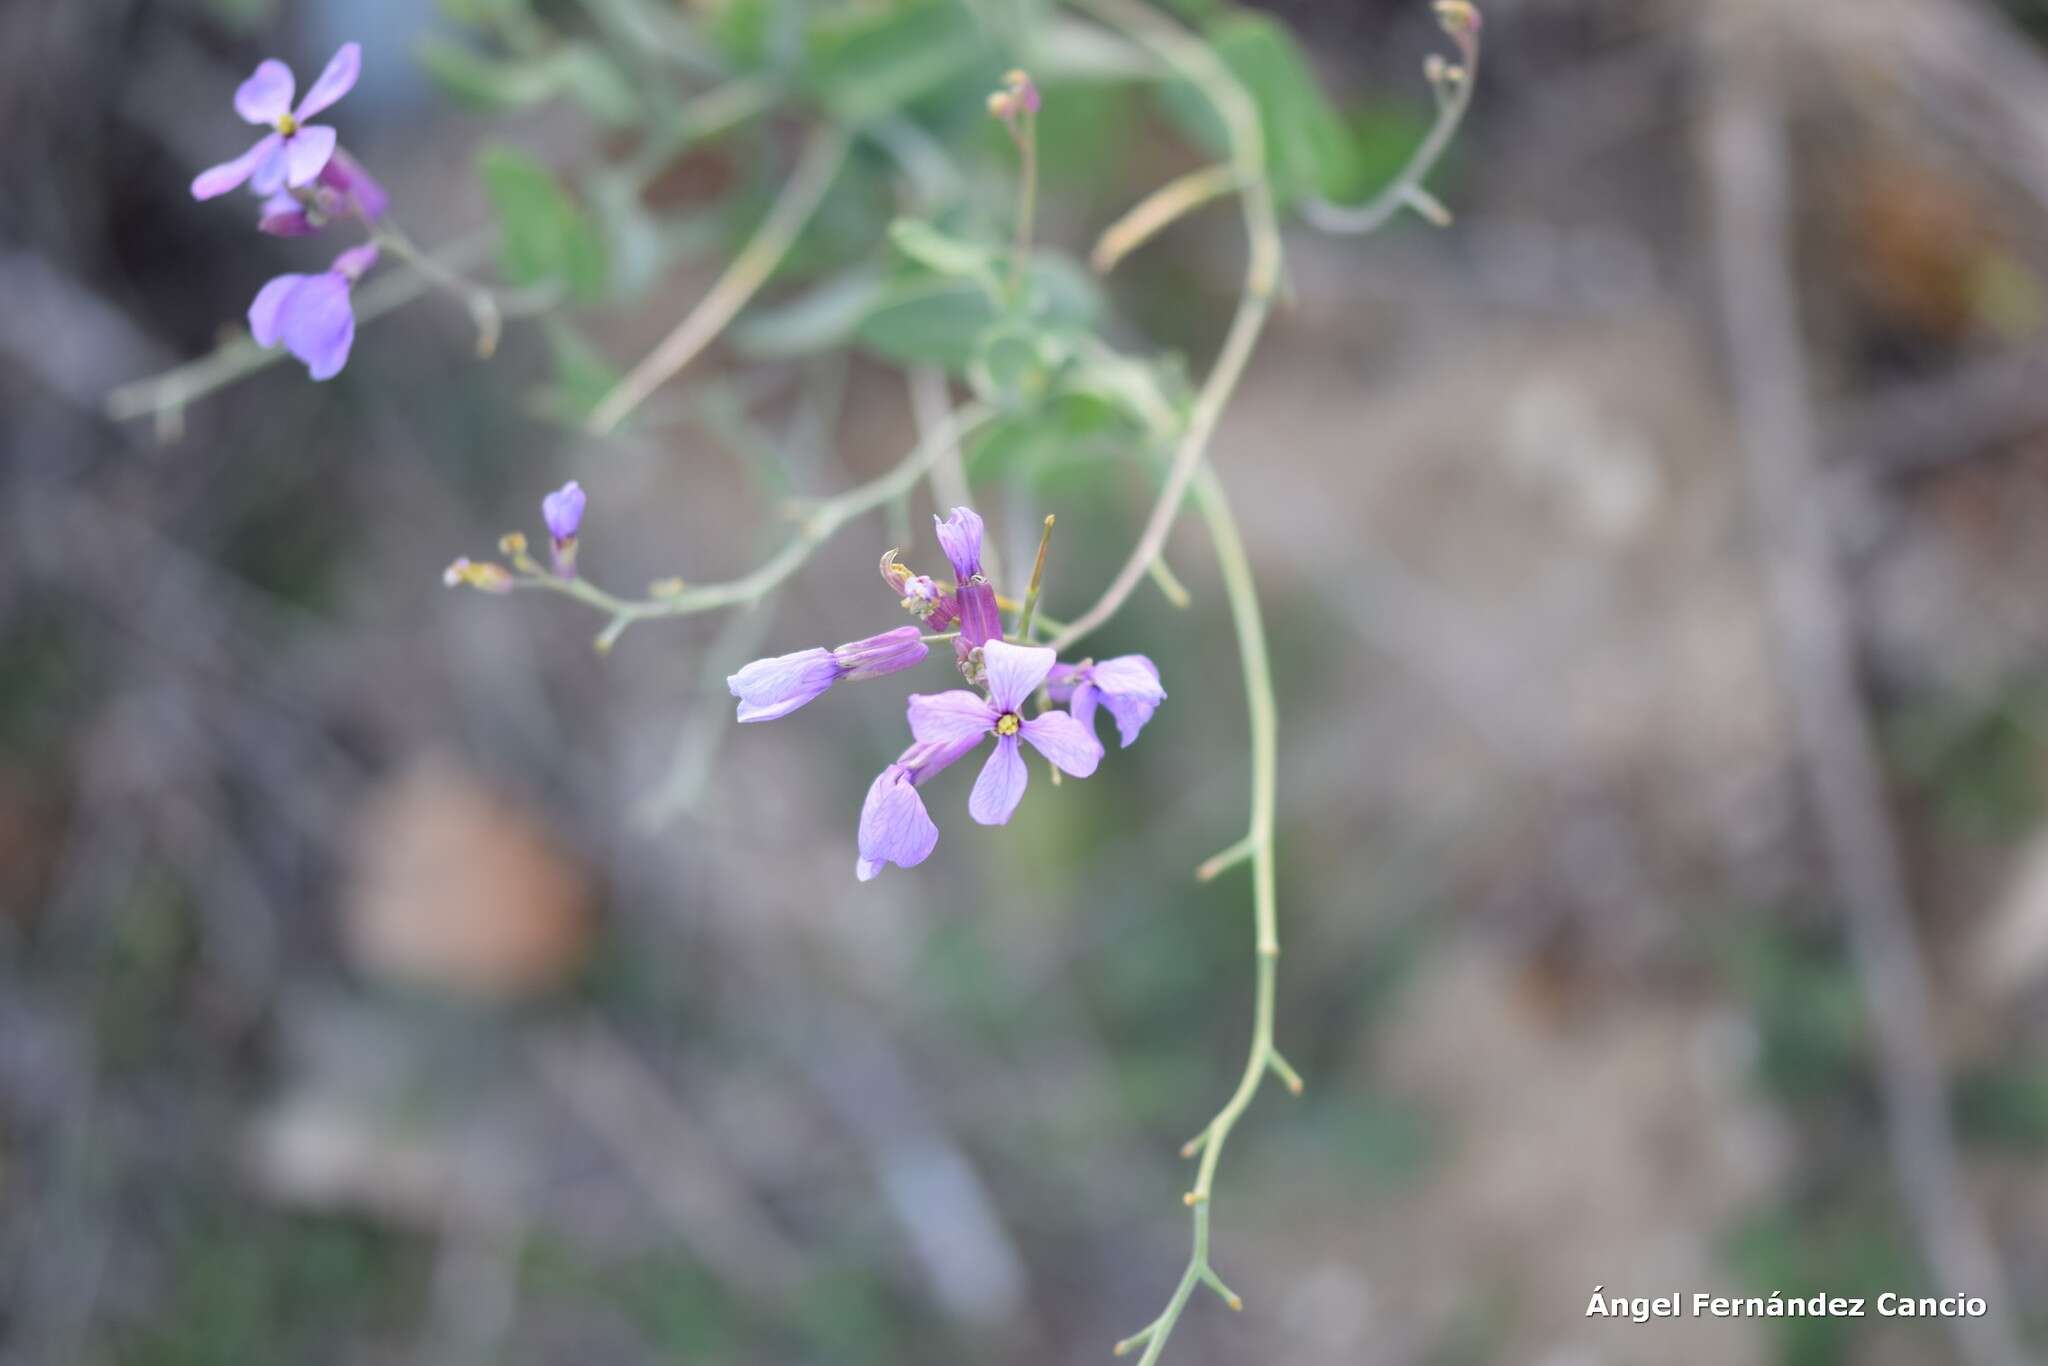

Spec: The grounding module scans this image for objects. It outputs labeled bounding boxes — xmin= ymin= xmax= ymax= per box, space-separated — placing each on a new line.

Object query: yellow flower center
xmin=276 ymin=113 xmax=299 ymax=135
xmin=994 ymin=712 xmax=1021 ymax=737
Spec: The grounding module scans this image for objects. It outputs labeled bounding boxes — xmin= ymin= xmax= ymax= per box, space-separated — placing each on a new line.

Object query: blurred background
xmin=9 ymin=0 xmax=2048 ymax=1363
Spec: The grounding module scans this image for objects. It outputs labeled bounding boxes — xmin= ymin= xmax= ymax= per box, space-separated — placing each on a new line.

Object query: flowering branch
xmin=586 ymin=122 xmax=853 ymax=435
xmin=479 ymin=402 xmax=993 ymax=652
xmin=105 ymin=233 xmax=498 ymax=437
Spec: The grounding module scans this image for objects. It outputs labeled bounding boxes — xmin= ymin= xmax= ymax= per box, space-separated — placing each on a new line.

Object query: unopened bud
xmin=442 ymin=557 xmax=513 ymax=593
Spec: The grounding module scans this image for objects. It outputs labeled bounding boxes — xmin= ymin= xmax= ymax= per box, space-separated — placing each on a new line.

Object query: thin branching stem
xmin=1301 ymin=4 xmax=1480 ymax=235
xmin=1050 ymin=0 xmax=1280 ymax=658
xmin=513 ymin=403 xmax=992 ymax=650
xmin=589 ymin=122 xmax=852 ymax=434
xmin=369 ymin=217 xmax=505 ymax=357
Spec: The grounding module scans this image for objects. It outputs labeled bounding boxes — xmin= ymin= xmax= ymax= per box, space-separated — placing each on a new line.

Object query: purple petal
xmin=856 ymin=764 xmax=939 ymax=880
xmin=907 ymin=690 xmax=996 ymax=748
xmin=190 ymin=133 xmax=281 ymax=200
xmin=276 ymin=272 xmax=356 ymax=380
xmin=294 ymin=42 xmax=362 ymax=121
xmin=319 ymin=147 xmax=389 ymax=219
xmin=542 ymin=481 xmax=586 ymax=542
xmin=234 ymin=59 xmax=295 ymax=124
xmin=1100 ymin=690 xmax=1161 ymax=748
xmin=832 ymin=626 xmax=926 ymax=681
xmin=968 ymin=735 xmax=1028 ymax=825
xmin=955 ymin=581 xmax=1001 ymax=650
xmin=899 ymin=733 xmax=983 ymax=785
xmin=1091 ymin=655 xmax=1164 ymax=746
xmin=934 ymin=506 xmax=985 ymax=581
xmin=329 ymin=243 xmax=379 ymax=280
xmin=727 ymin=648 xmax=839 ymax=723
xmin=1044 ymin=662 xmax=1081 ymax=702
xmin=1093 ymin=654 xmax=1165 ymax=702
xmin=256 ymin=192 xmax=316 ymax=237
xmin=980 ymin=639 xmax=1056 ymax=715
xmin=282 ymin=125 xmax=337 ymax=188
xmin=245 ymin=133 xmax=293 ymax=196
xmin=1020 ymin=710 xmax=1103 ymax=777
xmin=247 ymin=274 xmax=310 ymax=347
xmin=1068 ymin=681 xmax=1100 ymax=734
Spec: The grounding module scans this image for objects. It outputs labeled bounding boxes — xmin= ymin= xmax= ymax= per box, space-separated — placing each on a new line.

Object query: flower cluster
xmin=190 ymin=43 xmax=386 ymax=381
xmin=442 ymin=479 xmax=585 ymax=591
xmin=727 ymin=506 xmax=1165 ymax=881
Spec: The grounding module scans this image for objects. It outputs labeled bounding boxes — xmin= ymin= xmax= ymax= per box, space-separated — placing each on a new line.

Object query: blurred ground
xmin=7 ymin=1 xmax=2048 ymax=1364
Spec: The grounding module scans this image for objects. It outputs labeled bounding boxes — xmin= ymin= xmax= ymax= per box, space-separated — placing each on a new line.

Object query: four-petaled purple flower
xmin=248 ymin=243 xmax=377 ymax=381
xmin=192 ymin=43 xmax=362 ymax=201
xmin=1048 ymin=655 xmax=1166 ymax=748
xmin=907 ymin=639 xmax=1102 ymax=826
xmin=935 ymin=506 xmax=1000 ymax=654
xmin=728 ymin=627 xmax=929 ymax=723
xmin=542 ymin=480 xmax=585 ymax=577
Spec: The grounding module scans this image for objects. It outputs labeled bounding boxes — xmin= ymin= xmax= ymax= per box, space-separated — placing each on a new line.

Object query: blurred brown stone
xmin=342 ymin=756 xmax=594 ymax=1000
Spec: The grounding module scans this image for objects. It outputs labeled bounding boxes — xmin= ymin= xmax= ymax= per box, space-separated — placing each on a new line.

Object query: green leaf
xmin=854 ymin=254 xmax=1100 ymax=369
xmin=416 ymin=39 xmax=638 ymax=127
xmin=729 ymin=267 xmax=889 ymax=358
xmin=530 ymin=318 xmax=622 ymax=425
xmin=854 ymin=277 xmax=995 ymax=364
xmin=966 ymin=323 xmax=1068 ymax=409
xmin=1157 ymin=12 xmax=1355 ymax=206
xmin=478 ymin=146 xmax=609 ymax=302
xmin=887 ymin=218 xmax=1001 ymax=287
xmin=799 ymin=0 xmax=990 ymax=123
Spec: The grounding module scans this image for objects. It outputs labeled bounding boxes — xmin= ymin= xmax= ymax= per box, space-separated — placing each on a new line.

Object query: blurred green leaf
xmin=479 ymin=146 xmax=609 ymax=302
xmin=799 ymin=0 xmax=990 ymax=122
xmin=887 ymin=217 xmax=1002 ymax=290
xmin=967 ymin=322 xmax=1067 ymax=408
xmin=1157 ymin=12 xmax=1356 ymax=206
xmin=730 ymin=266 xmax=889 ymax=358
xmin=530 ymin=319 xmax=621 ymax=425
xmin=416 ymin=39 xmax=639 ymax=126
xmin=855 ymin=254 xmax=1099 ymax=369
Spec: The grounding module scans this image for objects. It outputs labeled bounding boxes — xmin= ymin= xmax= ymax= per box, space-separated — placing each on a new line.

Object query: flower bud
xmin=831 ymin=626 xmax=928 ymax=681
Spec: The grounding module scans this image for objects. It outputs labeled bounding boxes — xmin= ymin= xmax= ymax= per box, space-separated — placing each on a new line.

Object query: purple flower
xmin=856 ymin=763 xmax=938 ymax=881
xmin=906 ymin=640 xmax=1101 ymax=826
xmin=191 ymin=43 xmax=362 ymax=201
xmin=1047 ymin=655 xmax=1166 ymax=748
xmin=256 ymin=149 xmax=388 ymax=236
xmin=542 ymin=481 xmax=586 ymax=543
xmin=935 ymin=506 xmax=985 ymax=580
xmin=728 ymin=626 xmax=929 ymax=723
xmin=541 ymin=480 xmax=585 ymax=576
xmin=880 ymin=550 xmax=958 ymax=630
xmin=854 ymin=736 xmax=982 ymax=881
xmin=935 ymin=506 xmax=1000 ymax=651
xmin=247 ymin=243 xmax=377 ymax=381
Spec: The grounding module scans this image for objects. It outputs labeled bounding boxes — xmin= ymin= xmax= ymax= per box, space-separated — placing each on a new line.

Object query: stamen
xmin=995 ymin=712 xmax=1021 ymax=737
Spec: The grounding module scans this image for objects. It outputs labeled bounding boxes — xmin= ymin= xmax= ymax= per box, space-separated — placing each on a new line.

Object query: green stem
xmin=1016 ymin=515 xmax=1056 ymax=641
xmin=514 ymin=403 xmax=992 ymax=650
xmin=1048 ymin=0 xmax=1279 ymax=656
xmin=589 ymin=122 xmax=852 ymax=435
xmin=369 ymin=218 xmax=506 ymax=358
